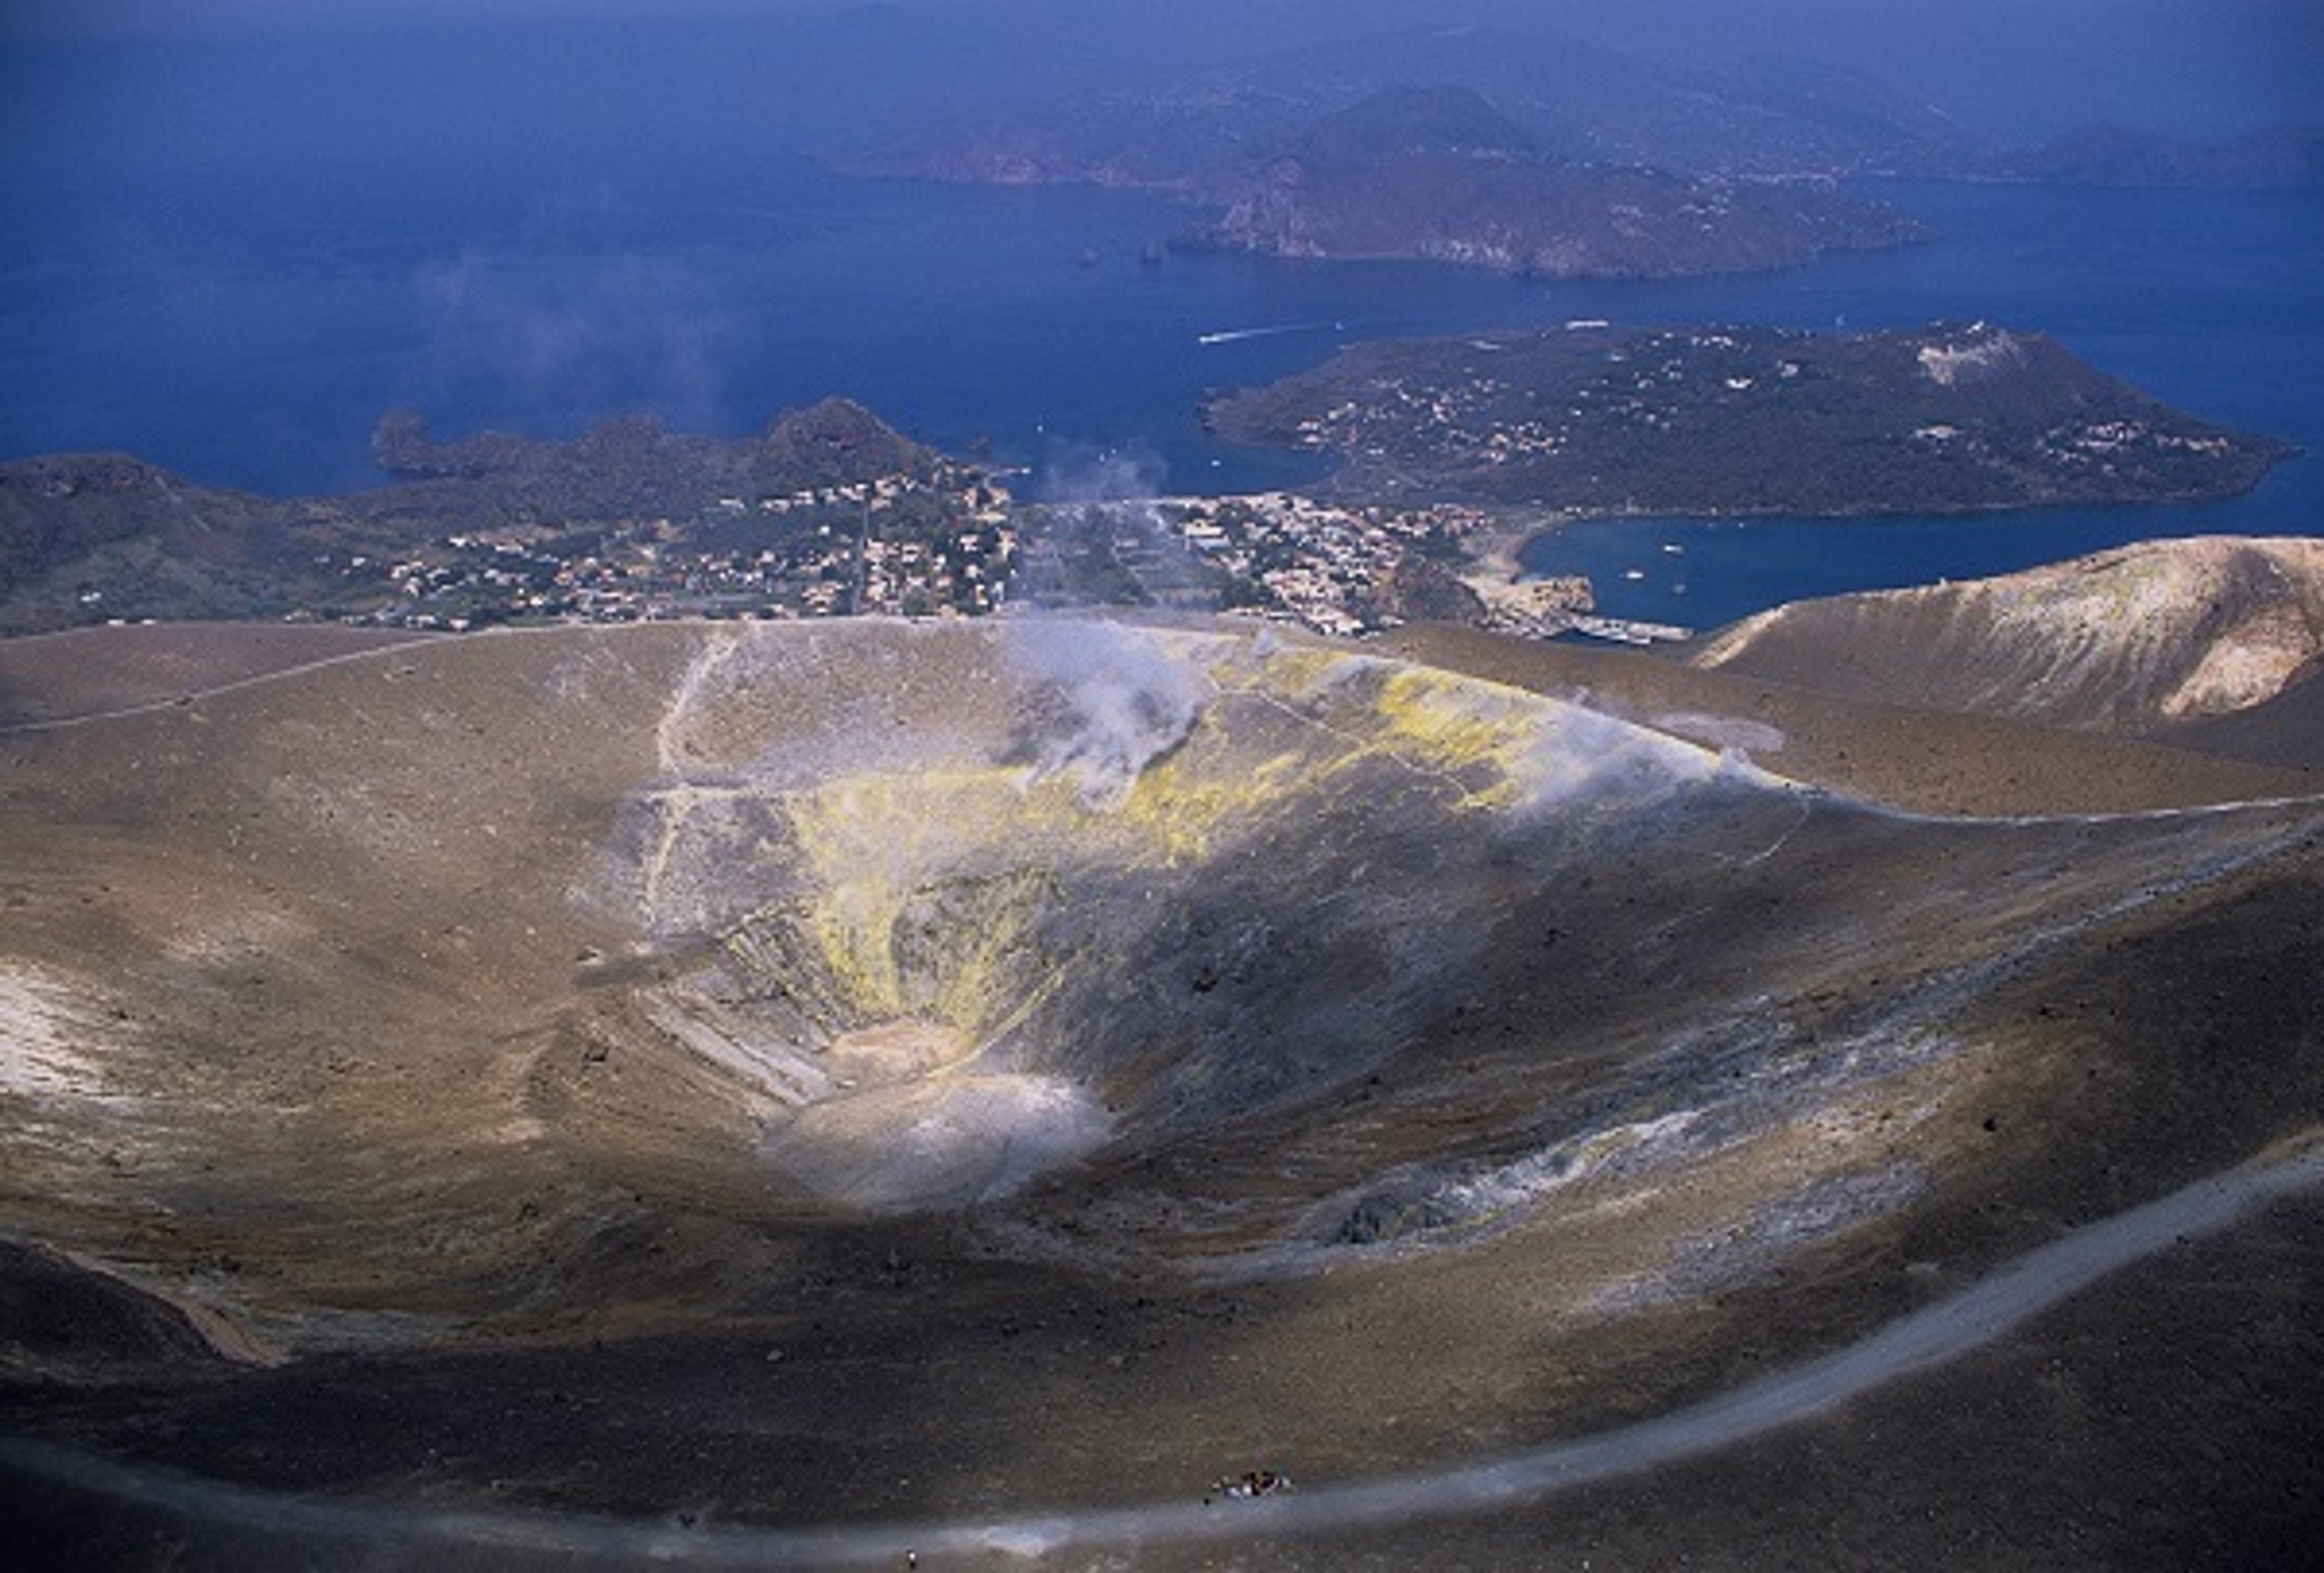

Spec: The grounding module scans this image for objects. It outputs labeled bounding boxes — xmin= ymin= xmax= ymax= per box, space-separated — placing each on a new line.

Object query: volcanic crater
xmin=2 ymin=614 xmax=2320 ymax=1566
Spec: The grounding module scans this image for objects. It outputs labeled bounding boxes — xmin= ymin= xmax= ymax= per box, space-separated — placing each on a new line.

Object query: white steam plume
xmin=1513 ymin=702 xmax=1730 ymax=814
xmin=1033 ymin=438 xmax=1168 ymax=506
xmin=1006 ymin=620 xmax=1207 ymax=809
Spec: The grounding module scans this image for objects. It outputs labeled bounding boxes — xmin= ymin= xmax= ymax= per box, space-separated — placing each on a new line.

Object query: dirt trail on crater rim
xmin=2 ymin=614 xmax=2320 ymax=1566
xmin=9 ymin=1130 xmax=2316 ymax=1566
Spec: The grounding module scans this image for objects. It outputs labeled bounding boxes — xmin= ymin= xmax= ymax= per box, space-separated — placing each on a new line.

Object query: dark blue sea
xmin=2 ymin=155 xmax=2317 ymax=624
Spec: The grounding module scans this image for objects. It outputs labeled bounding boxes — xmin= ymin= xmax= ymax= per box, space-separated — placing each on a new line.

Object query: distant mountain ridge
xmin=829 ymin=31 xmax=1953 ymax=279
xmin=830 ymin=23 xmax=2318 ymax=200
xmin=832 ymin=27 xmax=1988 ymax=190
xmin=1988 ymin=123 xmax=2324 ymax=189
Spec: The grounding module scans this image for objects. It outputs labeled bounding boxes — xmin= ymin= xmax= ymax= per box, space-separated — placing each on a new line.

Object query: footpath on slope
xmin=3 ymin=1130 xmax=2317 ymax=1566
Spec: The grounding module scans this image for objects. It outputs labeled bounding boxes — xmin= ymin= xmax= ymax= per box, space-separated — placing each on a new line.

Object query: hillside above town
xmin=0 ymin=400 xmax=1007 ymax=636
xmin=1206 ymin=320 xmax=2291 ymax=512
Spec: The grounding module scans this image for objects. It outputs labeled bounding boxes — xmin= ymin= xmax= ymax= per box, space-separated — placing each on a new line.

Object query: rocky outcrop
xmin=755 ymin=396 xmax=934 ymax=488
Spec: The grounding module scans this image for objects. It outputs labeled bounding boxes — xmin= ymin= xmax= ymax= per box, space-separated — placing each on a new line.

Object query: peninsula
xmin=1206 ymin=319 xmax=2290 ymax=512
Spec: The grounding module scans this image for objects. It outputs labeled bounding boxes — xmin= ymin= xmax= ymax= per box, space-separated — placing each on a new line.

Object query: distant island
xmin=1205 ymin=319 xmax=2291 ymax=512
xmin=829 ymin=28 xmax=1985 ymax=192
xmin=1985 ymin=123 xmax=2324 ymax=189
xmin=839 ymin=71 xmax=1928 ymax=281
xmin=831 ymin=25 xmax=2322 ymax=208
xmin=1183 ymin=87 xmax=1923 ymax=279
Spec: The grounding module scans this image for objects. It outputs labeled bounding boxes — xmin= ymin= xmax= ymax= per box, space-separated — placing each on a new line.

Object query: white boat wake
xmin=1196 ymin=321 xmax=1341 ymax=346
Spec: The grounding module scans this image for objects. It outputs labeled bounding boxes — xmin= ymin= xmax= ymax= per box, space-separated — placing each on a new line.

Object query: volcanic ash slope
xmin=0 ymin=615 xmax=2319 ymax=1527
xmin=1694 ymin=535 xmax=2324 ymax=739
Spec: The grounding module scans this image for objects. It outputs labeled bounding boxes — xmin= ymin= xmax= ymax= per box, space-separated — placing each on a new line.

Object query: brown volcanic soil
xmin=1383 ymin=620 xmax=2320 ymax=816
xmin=0 ymin=623 xmax=439 ymax=730
xmin=1685 ymin=536 xmax=2324 ymax=759
xmin=2 ymin=617 xmax=2319 ymax=1569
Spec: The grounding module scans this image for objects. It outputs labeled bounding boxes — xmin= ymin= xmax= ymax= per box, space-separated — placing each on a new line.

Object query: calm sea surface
xmin=2 ymin=157 xmax=2317 ymax=623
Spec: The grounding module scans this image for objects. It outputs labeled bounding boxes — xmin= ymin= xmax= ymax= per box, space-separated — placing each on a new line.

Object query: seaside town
xmin=315 ymin=468 xmax=1669 ymax=644
xmin=25 ymin=314 xmax=2273 ymax=647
